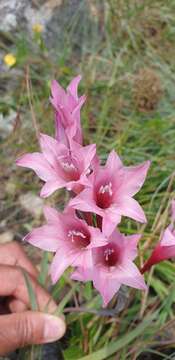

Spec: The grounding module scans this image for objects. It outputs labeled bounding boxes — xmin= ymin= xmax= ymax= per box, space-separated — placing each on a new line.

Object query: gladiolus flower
xmin=72 ymin=230 xmax=146 ymax=306
xmin=141 ymin=200 xmax=175 ymax=273
xmin=141 ymin=226 xmax=175 ymax=273
xmin=69 ymin=150 xmax=150 ymax=235
xmin=16 ymin=133 xmax=96 ymax=197
xmin=24 ymin=206 xmax=107 ymax=283
xmin=50 ymin=75 xmax=86 ymax=145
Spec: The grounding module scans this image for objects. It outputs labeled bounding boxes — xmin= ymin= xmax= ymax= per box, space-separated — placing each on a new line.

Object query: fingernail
xmin=43 ymin=314 xmax=66 ymax=342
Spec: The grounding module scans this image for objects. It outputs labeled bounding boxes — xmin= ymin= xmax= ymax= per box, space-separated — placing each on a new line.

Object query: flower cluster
xmin=17 ymin=75 xmax=153 ymax=306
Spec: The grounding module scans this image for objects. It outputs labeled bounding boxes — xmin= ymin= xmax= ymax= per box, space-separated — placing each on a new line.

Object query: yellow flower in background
xmin=3 ymin=54 xmax=16 ymax=67
xmin=32 ymin=23 xmax=44 ymax=33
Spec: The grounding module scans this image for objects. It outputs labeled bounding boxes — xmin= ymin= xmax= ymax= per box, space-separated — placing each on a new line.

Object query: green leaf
xmin=64 ymin=345 xmax=84 ymax=360
xmin=84 ymin=282 xmax=92 ymax=301
xmin=38 ymin=251 xmax=49 ymax=286
xmin=54 ymin=283 xmax=79 ymax=316
xmin=22 ymin=269 xmax=38 ymax=311
xmin=77 ymin=312 xmax=157 ymax=360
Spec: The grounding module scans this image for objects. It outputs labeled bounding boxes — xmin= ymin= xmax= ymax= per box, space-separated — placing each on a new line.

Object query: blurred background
xmin=1 ymin=1 xmax=175 ymax=359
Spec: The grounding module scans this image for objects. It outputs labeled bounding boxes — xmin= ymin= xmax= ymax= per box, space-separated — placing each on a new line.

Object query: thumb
xmin=0 ymin=311 xmax=66 ymax=356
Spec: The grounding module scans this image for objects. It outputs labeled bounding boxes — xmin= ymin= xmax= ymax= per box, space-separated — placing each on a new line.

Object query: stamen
xmin=104 ymin=248 xmax=114 ymax=261
xmin=99 ymin=182 xmax=113 ymax=196
xmin=61 ymin=161 xmax=76 ymax=172
xmin=68 ymin=230 xmax=86 ymax=242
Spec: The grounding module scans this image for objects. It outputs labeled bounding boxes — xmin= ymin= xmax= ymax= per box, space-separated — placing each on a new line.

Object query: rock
xmin=0 ymin=0 xmax=103 ymax=50
xmin=0 ymin=1 xmax=103 ymax=103
xmin=0 ymin=231 xmax=14 ymax=244
xmin=24 ymin=0 xmax=63 ymax=34
xmin=0 ymin=0 xmax=26 ymax=32
xmin=19 ymin=192 xmax=44 ymax=218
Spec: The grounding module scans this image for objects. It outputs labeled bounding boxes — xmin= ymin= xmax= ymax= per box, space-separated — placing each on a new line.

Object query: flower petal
xmin=123 ymin=234 xmax=141 ymax=261
xmin=80 ymin=143 xmax=96 ymax=172
xmin=43 ymin=206 xmax=61 ymax=224
xmin=93 ymin=270 xmax=121 ymax=307
xmin=105 ymin=150 xmax=123 ymax=174
xmin=40 ymin=179 xmax=66 ymax=198
xmin=87 ymin=227 xmax=108 ymax=249
xmin=39 ymin=133 xmax=66 ymax=166
xmin=117 ymin=196 xmax=147 ymax=223
xmin=71 ymin=267 xmax=92 ymax=282
xmin=141 ymin=228 xmax=175 ymax=273
xmin=24 ymin=225 xmax=59 ymax=252
xmin=120 ymin=160 xmax=151 ymax=196
xmin=115 ymin=261 xmax=147 ymax=290
xmin=161 ymin=226 xmax=175 ymax=246
xmin=102 ymin=207 xmax=121 ymax=236
xmin=50 ymin=80 xmax=66 ymax=110
xmin=16 ymin=152 xmax=56 ymax=181
xmin=69 ymin=189 xmax=103 ymax=216
xmin=67 ymin=75 xmax=82 ymax=100
xmin=50 ymin=249 xmax=79 ymax=283
xmin=73 ymin=250 xmax=93 ymax=269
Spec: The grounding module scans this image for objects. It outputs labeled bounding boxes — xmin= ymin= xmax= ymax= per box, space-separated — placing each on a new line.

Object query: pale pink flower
xmin=141 ymin=226 xmax=175 ymax=273
xmin=72 ymin=230 xmax=146 ymax=306
xmin=24 ymin=206 xmax=107 ymax=283
xmin=50 ymin=75 xmax=86 ymax=145
xmin=69 ymin=150 xmax=150 ymax=235
xmin=16 ymin=133 xmax=96 ymax=197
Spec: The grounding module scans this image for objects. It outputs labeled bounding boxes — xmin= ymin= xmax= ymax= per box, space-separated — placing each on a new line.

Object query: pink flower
xmin=16 ymin=133 xmax=96 ymax=197
xmin=50 ymin=75 xmax=86 ymax=145
xmin=69 ymin=150 xmax=150 ymax=235
xmin=141 ymin=226 xmax=175 ymax=273
xmin=141 ymin=200 xmax=175 ymax=273
xmin=24 ymin=206 xmax=107 ymax=283
xmin=72 ymin=230 xmax=146 ymax=306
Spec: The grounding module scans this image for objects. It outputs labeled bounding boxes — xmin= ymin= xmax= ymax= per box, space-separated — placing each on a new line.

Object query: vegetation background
xmin=1 ymin=0 xmax=175 ymax=359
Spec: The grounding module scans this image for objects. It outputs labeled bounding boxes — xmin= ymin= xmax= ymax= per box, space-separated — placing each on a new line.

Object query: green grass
xmin=1 ymin=0 xmax=175 ymax=358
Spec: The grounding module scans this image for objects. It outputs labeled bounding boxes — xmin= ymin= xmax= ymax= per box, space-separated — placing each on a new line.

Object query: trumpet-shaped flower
xmin=141 ymin=226 xmax=175 ymax=273
xmin=69 ymin=150 xmax=150 ymax=235
xmin=24 ymin=206 xmax=107 ymax=283
xmin=50 ymin=75 xmax=86 ymax=145
xmin=72 ymin=230 xmax=146 ymax=306
xmin=16 ymin=133 xmax=96 ymax=197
